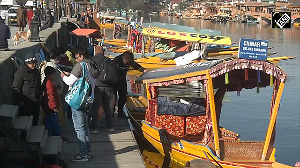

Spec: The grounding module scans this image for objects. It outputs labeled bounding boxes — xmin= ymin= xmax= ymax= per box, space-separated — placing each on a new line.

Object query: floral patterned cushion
xmin=186 ymin=115 xmax=207 ymax=136
xmin=155 ymin=115 xmax=185 ymax=137
xmin=145 ymin=99 xmax=157 ymax=125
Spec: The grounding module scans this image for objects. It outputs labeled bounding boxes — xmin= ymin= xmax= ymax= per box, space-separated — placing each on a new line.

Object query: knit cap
xmin=24 ymin=53 xmax=37 ymax=64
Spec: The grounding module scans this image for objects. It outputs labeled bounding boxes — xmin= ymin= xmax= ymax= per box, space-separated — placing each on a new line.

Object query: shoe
xmin=62 ymin=137 xmax=70 ymax=143
xmin=117 ymin=113 xmax=126 ymax=119
xmin=87 ymin=152 xmax=93 ymax=159
xmin=104 ymin=128 xmax=114 ymax=132
xmin=91 ymin=129 xmax=99 ymax=134
xmin=70 ymin=154 xmax=89 ymax=162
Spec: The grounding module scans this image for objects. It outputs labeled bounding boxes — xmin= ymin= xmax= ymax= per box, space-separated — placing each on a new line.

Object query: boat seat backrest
xmin=145 ymin=99 xmax=157 ymax=125
xmin=220 ymin=140 xmax=264 ymax=161
xmin=185 ymin=116 xmax=207 ymax=136
xmin=145 ymin=99 xmax=207 ymax=138
xmin=155 ymin=114 xmax=185 ymax=137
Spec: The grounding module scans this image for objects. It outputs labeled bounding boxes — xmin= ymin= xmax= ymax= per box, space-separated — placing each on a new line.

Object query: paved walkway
xmin=1 ymin=21 xmax=145 ymax=168
xmin=60 ymin=113 xmax=145 ymax=168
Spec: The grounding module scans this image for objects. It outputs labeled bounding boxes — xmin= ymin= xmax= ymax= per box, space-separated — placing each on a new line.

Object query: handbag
xmin=65 ymin=62 xmax=90 ymax=111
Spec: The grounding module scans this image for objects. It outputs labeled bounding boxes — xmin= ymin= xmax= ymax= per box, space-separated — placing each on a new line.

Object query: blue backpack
xmin=65 ymin=62 xmax=91 ymax=110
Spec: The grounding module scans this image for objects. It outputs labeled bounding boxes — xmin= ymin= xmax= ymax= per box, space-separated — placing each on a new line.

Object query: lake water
xmin=133 ymin=15 xmax=300 ymax=167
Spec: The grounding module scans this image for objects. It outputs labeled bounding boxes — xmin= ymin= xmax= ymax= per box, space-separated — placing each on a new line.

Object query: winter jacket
xmin=0 ymin=21 xmax=10 ymax=49
xmin=41 ymin=78 xmax=60 ymax=113
xmin=17 ymin=6 xmax=27 ymax=27
xmin=113 ymin=54 xmax=144 ymax=83
xmin=12 ymin=65 xmax=41 ymax=103
xmin=91 ymin=53 xmax=113 ymax=87
xmin=63 ymin=59 xmax=99 ymax=87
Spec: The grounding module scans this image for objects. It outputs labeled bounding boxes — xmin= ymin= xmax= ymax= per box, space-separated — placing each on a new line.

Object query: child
xmin=41 ymin=66 xmax=63 ymax=137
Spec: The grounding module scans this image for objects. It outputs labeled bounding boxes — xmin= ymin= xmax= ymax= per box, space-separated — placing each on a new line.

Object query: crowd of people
xmin=11 ymin=45 xmax=146 ymax=162
xmin=16 ymin=4 xmax=55 ymax=31
xmin=0 ymin=4 xmax=56 ymax=50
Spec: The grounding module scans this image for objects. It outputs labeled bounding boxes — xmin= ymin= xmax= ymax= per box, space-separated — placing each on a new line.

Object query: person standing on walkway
xmin=40 ymin=49 xmax=65 ymax=127
xmin=90 ymin=46 xmax=115 ymax=133
xmin=61 ymin=48 xmax=99 ymax=162
xmin=27 ymin=6 xmax=34 ymax=29
xmin=41 ymin=66 xmax=62 ymax=136
xmin=114 ymin=51 xmax=145 ymax=118
xmin=58 ymin=53 xmax=73 ymax=119
xmin=17 ymin=4 xmax=27 ymax=31
xmin=12 ymin=53 xmax=41 ymax=125
xmin=0 ymin=17 xmax=10 ymax=50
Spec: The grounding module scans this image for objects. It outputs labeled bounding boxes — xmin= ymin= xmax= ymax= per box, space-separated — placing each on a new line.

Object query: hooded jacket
xmin=41 ymin=77 xmax=60 ymax=113
xmin=91 ymin=53 xmax=111 ymax=87
xmin=12 ymin=65 xmax=41 ymax=103
xmin=113 ymin=54 xmax=144 ymax=83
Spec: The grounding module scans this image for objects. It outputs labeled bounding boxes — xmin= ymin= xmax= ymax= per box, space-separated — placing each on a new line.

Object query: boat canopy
xmin=70 ymin=28 xmax=103 ymax=38
xmin=136 ymin=58 xmax=287 ymax=90
xmin=100 ymin=15 xmax=116 ymax=19
xmin=114 ymin=19 xmax=130 ymax=25
xmin=142 ymin=22 xmax=232 ymax=45
xmin=143 ymin=22 xmax=222 ymax=36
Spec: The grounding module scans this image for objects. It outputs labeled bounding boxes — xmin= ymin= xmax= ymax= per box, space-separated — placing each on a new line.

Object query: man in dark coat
xmin=17 ymin=4 xmax=27 ymax=31
xmin=0 ymin=17 xmax=10 ymax=50
xmin=90 ymin=46 xmax=115 ymax=133
xmin=113 ymin=51 xmax=145 ymax=118
xmin=12 ymin=53 xmax=41 ymax=125
xmin=41 ymin=12 xmax=54 ymax=31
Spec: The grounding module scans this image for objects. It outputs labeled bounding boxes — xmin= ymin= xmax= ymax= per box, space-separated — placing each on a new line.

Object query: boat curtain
xmin=209 ymin=59 xmax=287 ymax=83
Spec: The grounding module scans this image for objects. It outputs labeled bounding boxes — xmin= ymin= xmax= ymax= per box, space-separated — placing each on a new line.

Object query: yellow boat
xmin=128 ymin=57 xmax=295 ymax=168
xmin=293 ymin=18 xmax=300 ymax=28
xmin=98 ymin=15 xmax=126 ymax=29
xmin=105 ymin=22 xmax=295 ymax=70
xmin=133 ymin=55 xmax=295 ymax=70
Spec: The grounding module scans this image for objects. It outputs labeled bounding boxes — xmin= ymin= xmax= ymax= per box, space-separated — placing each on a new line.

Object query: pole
xmin=206 ymin=73 xmax=220 ymax=158
xmin=261 ymin=82 xmax=285 ymax=160
xmin=95 ymin=0 xmax=98 ymax=12
xmin=30 ymin=0 xmax=40 ymax=42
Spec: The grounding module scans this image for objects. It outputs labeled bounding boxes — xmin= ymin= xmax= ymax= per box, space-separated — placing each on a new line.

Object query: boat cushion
xmin=155 ymin=114 xmax=185 ymax=137
xmin=157 ymin=97 xmax=206 ymax=116
xmin=145 ymin=99 xmax=157 ymax=125
xmin=185 ymin=115 xmax=207 ymax=135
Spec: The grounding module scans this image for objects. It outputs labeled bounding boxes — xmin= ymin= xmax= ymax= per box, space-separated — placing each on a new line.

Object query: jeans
xmin=45 ymin=112 xmax=61 ymax=136
xmin=90 ymin=87 xmax=115 ymax=129
xmin=71 ymin=108 xmax=91 ymax=156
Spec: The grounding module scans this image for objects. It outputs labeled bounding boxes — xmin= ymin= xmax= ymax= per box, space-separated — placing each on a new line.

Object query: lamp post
xmin=54 ymin=0 xmax=58 ymax=22
xmin=30 ymin=0 xmax=40 ymax=42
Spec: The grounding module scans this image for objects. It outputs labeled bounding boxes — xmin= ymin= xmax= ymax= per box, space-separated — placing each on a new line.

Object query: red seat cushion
xmin=155 ymin=114 xmax=185 ymax=137
xmin=186 ymin=115 xmax=207 ymax=136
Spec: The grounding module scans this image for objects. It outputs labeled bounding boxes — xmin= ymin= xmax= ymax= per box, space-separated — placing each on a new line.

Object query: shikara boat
xmin=293 ymin=18 xmax=300 ymax=28
xmin=98 ymin=15 xmax=126 ymax=29
xmin=104 ymin=21 xmax=294 ymax=70
xmin=128 ymin=57 xmax=294 ymax=167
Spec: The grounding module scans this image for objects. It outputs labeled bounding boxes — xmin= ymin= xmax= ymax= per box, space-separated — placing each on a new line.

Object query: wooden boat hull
xmin=133 ymin=55 xmax=294 ymax=70
xmin=141 ymin=121 xmax=293 ymax=168
xmin=129 ymin=58 xmax=295 ymax=168
xmin=293 ymin=22 xmax=300 ymax=28
xmin=100 ymin=23 xmax=114 ymax=29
